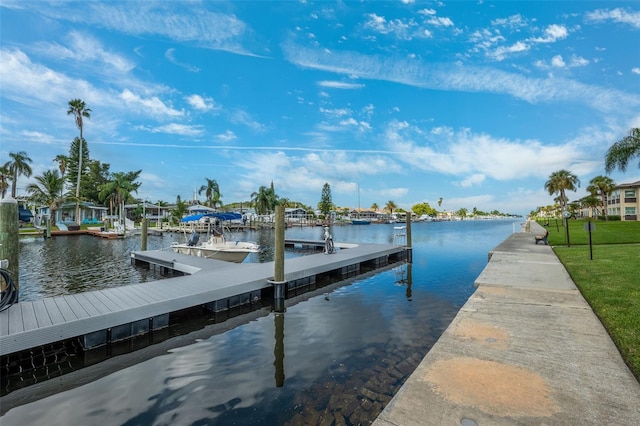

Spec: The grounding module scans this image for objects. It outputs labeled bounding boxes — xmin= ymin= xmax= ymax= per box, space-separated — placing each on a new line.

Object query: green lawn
xmin=547 ymin=220 xmax=640 ymax=380
xmin=538 ymin=219 xmax=640 ymax=246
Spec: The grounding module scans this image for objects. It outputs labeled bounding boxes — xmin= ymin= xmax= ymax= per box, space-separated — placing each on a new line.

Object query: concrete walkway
xmin=374 ymin=221 xmax=640 ymax=426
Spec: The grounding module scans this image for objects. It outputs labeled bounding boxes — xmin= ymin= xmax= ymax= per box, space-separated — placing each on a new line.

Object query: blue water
xmin=3 ymin=220 xmax=517 ymax=425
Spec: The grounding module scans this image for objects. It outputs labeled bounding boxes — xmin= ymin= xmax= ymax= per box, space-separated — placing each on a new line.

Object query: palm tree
xmin=198 ymin=178 xmax=221 ymax=208
xmin=67 ymin=99 xmax=91 ymax=224
xmin=385 ymin=200 xmax=397 ymax=215
xmin=4 ymin=151 xmax=32 ymax=198
xmin=170 ymin=196 xmax=189 ymax=225
xmin=98 ymin=171 xmax=140 ymax=230
xmin=371 ymin=202 xmax=379 ymax=211
xmin=0 ymin=163 xmax=10 ymax=198
xmin=53 ymin=154 xmax=69 ymax=197
xmin=587 ymin=175 xmax=616 ymax=221
xmin=26 ymin=170 xmax=64 ymax=223
xmin=581 ymin=195 xmax=601 ymax=218
xmin=605 ymin=128 xmax=640 ymax=173
xmin=544 ymin=169 xmax=580 ymax=211
xmin=251 ymin=186 xmax=271 ymax=216
xmin=438 ymin=197 xmax=443 ymax=207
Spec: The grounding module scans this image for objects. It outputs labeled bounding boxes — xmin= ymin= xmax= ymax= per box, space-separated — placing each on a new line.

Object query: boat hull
xmin=171 ymin=241 xmax=259 ymax=263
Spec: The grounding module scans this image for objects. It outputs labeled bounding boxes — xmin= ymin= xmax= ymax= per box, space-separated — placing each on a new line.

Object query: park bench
xmin=534 ymin=229 xmax=549 ymax=245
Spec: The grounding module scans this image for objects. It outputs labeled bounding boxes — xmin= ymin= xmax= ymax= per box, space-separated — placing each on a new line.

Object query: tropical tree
xmin=170 ymin=195 xmax=189 ymax=224
xmin=581 ymin=195 xmax=601 ymax=218
xmin=318 ymin=183 xmax=333 ymax=218
xmin=82 ymin=159 xmax=111 ymax=204
xmin=267 ymin=181 xmax=278 ymax=212
xmin=411 ymin=202 xmax=437 ymax=217
xmin=251 ymin=186 xmax=271 ymax=216
xmin=4 ymin=151 xmax=32 ymax=198
xmin=438 ymin=197 xmax=443 ymax=207
xmin=0 ymin=163 xmax=10 ymax=198
xmin=587 ymin=175 xmax=616 ymax=221
xmin=53 ymin=154 xmax=69 ymax=197
xmin=371 ymin=202 xmax=379 ymax=211
xmin=278 ymin=198 xmax=294 ymax=208
xmin=385 ymin=200 xmax=397 ymax=215
xmin=199 ymin=178 xmax=221 ymax=208
xmin=98 ymin=171 xmax=141 ymax=227
xmin=457 ymin=207 xmax=468 ymax=219
xmin=544 ymin=169 xmax=580 ymax=211
xmin=26 ymin=170 xmax=64 ymax=223
xmin=605 ymin=128 xmax=640 ymax=173
xmin=67 ymin=99 xmax=91 ymax=224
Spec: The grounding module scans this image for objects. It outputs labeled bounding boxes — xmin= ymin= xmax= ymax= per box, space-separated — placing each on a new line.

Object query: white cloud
xmin=363 ymin=13 xmax=430 ymax=40
xmin=491 ymin=14 xmax=527 ymax=29
xmin=147 ymin=123 xmax=204 ymax=136
xmin=33 ymin=31 xmax=135 ymax=73
xmin=585 ymin=8 xmax=640 ymax=29
xmin=216 ymin=130 xmax=237 ymax=142
xmin=186 ymin=94 xmax=216 ymax=111
xmin=119 ymin=89 xmax=183 ymax=118
xmin=382 ymin=121 xmax=596 ymax=181
xmin=317 ymin=80 xmax=364 ymax=89
xmin=282 ymin=42 xmax=639 ymax=113
xmin=460 ymin=174 xmax=486 ymax=187
xmin=632 ymin=67 xmax=640 ymax=75
xmin=529 ymin=24 xmax=569 ymax=43
xmin=551 ymin=55 xmax=566 ymax=68
xmin=230 ymin=110 xmax=264 ymax=132
xmin=32 ymin=2 xmax=255 ymax=56
xmin=319 ymin=107 xmax=351 ymax=117
xmin=426 ymin=16 xmax=454 ymax=27
xmin=165 ymin=48 xmax=200 ymax=72
xmin=490 ymin=41 xmax=529 ymax=61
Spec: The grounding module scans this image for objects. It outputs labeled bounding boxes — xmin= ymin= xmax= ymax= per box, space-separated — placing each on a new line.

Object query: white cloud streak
xmin=282 ymin=42 xmax=639 ymax=113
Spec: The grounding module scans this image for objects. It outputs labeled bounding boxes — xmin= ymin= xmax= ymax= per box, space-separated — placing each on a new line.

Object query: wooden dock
xmin=0 ymin=242 xmax=406 ymax=357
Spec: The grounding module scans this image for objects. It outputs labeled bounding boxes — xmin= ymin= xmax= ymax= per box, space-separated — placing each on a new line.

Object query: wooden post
xmin=270 ymin=205 xmax=286 ymax=312
xmin=0 ymin=196 xmax=19 ymax=294
xmin=406 ymin=212 xmax=413 ymax=263
xmin=141 ymin=218 xmax=148 ymax=251
xmin=45 ymin=215 xmax=52 ymax=238
xmin=274 ymin=205 xmax=285 ymax=282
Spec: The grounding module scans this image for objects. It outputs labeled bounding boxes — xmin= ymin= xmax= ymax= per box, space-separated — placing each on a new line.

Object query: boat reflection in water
xmin=5 ymin=220 xmax=517 ymax=425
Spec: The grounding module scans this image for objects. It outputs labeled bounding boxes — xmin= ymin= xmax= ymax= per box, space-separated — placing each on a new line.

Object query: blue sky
xmin=1 ymin=1 xmax=639 ymax=215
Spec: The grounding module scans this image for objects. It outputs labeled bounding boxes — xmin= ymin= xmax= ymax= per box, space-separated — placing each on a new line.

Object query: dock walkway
xmin=1 ymin=242 xmax=405 ymax=357
xmin=374 ymin=222 xmax=640 ymax=425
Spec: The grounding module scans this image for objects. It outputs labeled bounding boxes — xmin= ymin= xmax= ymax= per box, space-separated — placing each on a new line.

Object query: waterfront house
xmin=36 ymin=201 xmax=107 ymax=226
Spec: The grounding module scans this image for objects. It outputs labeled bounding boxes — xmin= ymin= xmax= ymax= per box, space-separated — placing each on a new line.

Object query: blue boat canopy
xmin=180 ymin=212 xmax=242 ymax=223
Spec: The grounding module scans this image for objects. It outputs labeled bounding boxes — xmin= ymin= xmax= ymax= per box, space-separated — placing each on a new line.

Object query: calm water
xmin=3 ymin=220 xmax=517 ymax=425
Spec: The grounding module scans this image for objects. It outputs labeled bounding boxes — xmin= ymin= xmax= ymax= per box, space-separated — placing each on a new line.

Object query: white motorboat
xmin=170 ymin=212 xmax=259 ymax=263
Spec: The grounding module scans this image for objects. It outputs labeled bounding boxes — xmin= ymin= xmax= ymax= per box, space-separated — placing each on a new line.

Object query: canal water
xmin=2 ymin=220 xmax=518 ymax=425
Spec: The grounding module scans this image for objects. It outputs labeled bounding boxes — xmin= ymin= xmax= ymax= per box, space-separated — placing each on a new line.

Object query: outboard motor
xmin=187 ymin=231 xmax=199 ymax=247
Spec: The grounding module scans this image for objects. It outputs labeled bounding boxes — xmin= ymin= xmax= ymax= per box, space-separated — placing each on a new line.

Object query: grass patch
xmin=553 ymin=243 xmax=640 ymax=380
xmin=538 ymin=219 xmax=640 ymax=246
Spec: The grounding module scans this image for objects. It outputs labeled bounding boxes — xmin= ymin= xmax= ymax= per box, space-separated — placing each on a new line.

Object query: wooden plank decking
xmin=0 ymin=242 xmax=405 ymax=357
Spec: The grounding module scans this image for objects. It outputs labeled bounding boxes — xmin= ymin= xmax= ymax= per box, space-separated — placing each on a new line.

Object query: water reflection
xmin=5 ymin=220 xmax=518 ymax=425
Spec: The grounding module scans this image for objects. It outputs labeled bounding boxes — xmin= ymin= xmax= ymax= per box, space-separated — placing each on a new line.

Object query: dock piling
xmin=406 ymin=213 xmax=413 ymax=263
xmin=0 ymin=196 xmax=19 ymax=297
xmin=141 ymin=218 xmax=148 ymax=251
xmin=272 ymin=205 xmax=287 ymax=312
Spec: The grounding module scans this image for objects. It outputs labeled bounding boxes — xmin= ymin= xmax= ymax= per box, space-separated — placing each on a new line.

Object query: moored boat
xmin=170 ymin=212 xmax=259 ymax=263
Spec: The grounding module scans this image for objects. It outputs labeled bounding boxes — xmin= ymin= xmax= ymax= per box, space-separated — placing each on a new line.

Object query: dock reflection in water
xmin=3 ymin=220 xmax=517 ymax=425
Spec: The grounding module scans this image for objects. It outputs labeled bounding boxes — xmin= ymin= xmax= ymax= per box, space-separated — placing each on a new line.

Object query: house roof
xmin=615 ymin=180 xmax=640 ymax=189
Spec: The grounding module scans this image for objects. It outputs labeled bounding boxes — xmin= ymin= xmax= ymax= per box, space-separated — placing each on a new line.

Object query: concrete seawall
xmin=374 ymin=222 xmax=640 ymax=425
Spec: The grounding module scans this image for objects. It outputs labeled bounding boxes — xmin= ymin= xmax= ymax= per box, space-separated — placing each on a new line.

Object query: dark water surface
xmin=3 ymin=220 xmax=517 ymax=425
